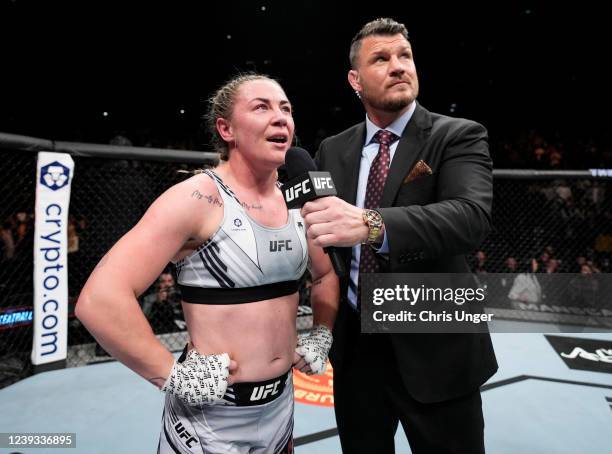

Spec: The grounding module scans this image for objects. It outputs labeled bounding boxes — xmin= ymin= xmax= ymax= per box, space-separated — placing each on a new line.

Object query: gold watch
xmin=362 ymin=209 xmax=384 ymax=244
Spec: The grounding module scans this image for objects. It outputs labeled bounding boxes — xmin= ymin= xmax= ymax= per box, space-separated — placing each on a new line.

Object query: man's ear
xmin=348 ymin=70 xmax=362 ymax=93
xmin=216 ymin=118 xmax=233 ymax=142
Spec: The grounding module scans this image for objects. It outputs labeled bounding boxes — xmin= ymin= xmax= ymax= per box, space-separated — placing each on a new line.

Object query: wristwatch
xmin=362 ymin=209 xmax=384 ymax=245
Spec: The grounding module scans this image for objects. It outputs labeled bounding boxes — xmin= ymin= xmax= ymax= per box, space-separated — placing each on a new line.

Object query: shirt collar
xmin=364 ymin=101 xmax=417 ymax=146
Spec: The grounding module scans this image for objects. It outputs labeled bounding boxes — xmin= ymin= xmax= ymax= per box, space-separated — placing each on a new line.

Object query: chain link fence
xmin=475 ymin=172 xmax=612 ymax=274
xmin=0 ymin=150 xmax=37 ymax=387
xmin=472 ymin=171 xmax=612 ymax=327
xmin=0 ymin=134 xmax=219 ymax=388
xmin=1 ymin=133 xmax=611 ymax=389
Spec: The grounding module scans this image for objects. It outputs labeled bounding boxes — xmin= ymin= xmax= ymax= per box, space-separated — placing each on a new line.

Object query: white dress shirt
xmin=347 ymin=102 xmax=417 ymax=309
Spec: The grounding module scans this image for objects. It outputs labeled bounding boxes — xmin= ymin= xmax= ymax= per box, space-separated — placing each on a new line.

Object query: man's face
xmin=158 ymin=273 xmax=174 ymax=290
xmin=349 ymin=33 xmax=419 ymax=113
xmin=506 ymin=257 xmax=517 ymax=270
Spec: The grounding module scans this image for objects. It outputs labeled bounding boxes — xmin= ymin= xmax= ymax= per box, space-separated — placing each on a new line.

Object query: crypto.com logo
xmin=40 ymin=162 xmax=70 ymax=191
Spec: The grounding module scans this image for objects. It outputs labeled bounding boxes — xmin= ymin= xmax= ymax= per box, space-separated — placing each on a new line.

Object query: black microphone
xmin=282 ymin=147 xmax=347 ymax=278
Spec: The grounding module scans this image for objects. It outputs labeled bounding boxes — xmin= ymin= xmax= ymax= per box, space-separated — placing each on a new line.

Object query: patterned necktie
xmin=357 ymin=130 xmax=399 ymax=310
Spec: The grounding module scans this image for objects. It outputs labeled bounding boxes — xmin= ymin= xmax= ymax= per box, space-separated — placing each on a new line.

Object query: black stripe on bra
xmin=179 ymin=280 xmax=299 ymax=304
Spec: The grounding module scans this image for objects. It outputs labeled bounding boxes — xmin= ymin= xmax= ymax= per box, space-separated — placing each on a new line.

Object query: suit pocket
xmin=395 ymin=175 xmax=436 ymax=205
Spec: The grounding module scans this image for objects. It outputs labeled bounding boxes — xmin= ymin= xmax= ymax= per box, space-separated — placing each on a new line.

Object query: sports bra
xmin=175 ymin=169 xmax=308 ymax=304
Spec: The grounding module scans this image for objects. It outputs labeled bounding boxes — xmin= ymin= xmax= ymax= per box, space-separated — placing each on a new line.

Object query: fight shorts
xmin=158 ymin=350 xmax=294 ymax=454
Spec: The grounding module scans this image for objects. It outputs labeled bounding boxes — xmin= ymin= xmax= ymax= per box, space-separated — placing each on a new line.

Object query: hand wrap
xmin=295 ymin=324 xmax=333 ymax=375
xmin=162 ymin=350 xmax=230 ymax=406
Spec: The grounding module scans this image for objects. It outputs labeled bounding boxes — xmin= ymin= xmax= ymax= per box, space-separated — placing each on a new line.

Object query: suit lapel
xmin=380 ymin=104 xmax=432 ymax=207
xmin=337 ymin=123 xmax=365 ymax=206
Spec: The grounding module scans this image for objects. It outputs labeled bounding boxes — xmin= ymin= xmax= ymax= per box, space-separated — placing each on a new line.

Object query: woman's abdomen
xmin=182 ymin=294 xmax=298 ymax=382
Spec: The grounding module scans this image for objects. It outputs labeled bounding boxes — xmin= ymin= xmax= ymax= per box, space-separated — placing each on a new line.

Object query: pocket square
xmin=403 ymin=160 xmax=433 ymax=184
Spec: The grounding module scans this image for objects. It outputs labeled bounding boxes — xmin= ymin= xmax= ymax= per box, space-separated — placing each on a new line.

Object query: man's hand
xmin=162 ymin=350 xmax=238 ymax=406
xmin=294 ymin=325 xmax=333 ymax=375
xmin=301 ymin=197 xmax=368 ymax=248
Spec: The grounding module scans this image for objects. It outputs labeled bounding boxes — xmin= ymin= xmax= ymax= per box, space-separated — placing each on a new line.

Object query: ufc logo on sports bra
xmin=270 ymin=239 xmax=292 ymax=252
xmin=250 ymin=380 xmax=281 ymax=401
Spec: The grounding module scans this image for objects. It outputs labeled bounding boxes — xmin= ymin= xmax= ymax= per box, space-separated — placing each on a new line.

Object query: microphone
xmin=282 ymin=147 xmax=347 ymax=278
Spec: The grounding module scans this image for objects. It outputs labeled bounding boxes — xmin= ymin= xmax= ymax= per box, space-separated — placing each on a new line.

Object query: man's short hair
xmin=349 ymin=18 xmax=409 ymax=68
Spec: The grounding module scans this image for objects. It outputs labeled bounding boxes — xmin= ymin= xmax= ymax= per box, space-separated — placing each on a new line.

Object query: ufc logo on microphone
xmin=284 ymin=180 xmax=311 ymax=202
xmin=250 ymin=380 xmax=281 ymax=401
xmin=270 ymin=239 xmax=292 ymax=252
xmin=312 ymin=176 xmax=333 ymax=190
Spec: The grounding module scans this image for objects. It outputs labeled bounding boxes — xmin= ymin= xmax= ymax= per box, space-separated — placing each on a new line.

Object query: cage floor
xmin=1 ymin=329 xmax=611 ymax=453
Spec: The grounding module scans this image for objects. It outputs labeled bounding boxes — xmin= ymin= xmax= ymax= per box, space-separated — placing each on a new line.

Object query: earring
xmin=355 ymin=90 xmax=362 ymax=99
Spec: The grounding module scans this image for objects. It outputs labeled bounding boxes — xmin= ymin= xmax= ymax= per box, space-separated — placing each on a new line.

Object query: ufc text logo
xmin=174 ymin=422 xmax=199 ymax=448
xmin=312 ymin=176 xmax=333 ymax=190
xmin=250 ymin=380 xmax=281 ymax=401
xmin=270 ymin=239 xmax=292 ymax=252
xmin=284 ymin=180 xmax=311 ymax=202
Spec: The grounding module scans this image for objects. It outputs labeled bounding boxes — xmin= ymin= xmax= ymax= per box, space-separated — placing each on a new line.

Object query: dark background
xmin=1 ymin=1 xmax=609 ymax=162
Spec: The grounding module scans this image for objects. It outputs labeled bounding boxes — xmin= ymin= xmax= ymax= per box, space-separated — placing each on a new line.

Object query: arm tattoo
xmin=191 ymin=191 xmax=223 ymax=207
xmin=204 ymin=195 xmax=223 ymax=207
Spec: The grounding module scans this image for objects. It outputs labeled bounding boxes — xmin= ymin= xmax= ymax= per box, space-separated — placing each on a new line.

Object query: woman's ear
xmin=216 ymin=118 xmax=233 ymax=142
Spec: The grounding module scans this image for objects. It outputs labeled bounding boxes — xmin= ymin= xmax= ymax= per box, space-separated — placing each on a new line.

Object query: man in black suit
xmin=301 ymin=18 xmax=498 ymax=453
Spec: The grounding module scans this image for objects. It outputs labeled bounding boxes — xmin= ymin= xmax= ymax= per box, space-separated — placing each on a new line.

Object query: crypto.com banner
xmin=32 ymin=152 xmax=74 ymax=366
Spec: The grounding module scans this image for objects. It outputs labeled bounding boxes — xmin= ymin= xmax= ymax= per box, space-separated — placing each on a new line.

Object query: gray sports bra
xmin=175 ymin=169 xmax=308 ymax=304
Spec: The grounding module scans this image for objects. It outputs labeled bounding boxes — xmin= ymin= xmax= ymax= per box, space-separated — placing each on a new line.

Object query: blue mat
xmin=1 ymin=332 xmax=611 ymax=453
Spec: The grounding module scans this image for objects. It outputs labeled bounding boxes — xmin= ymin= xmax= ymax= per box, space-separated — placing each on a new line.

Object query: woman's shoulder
xmin=165 ymin=170 xmax=219 ymax=199
xmin=141 ymin=171 xmax=220 ymax=222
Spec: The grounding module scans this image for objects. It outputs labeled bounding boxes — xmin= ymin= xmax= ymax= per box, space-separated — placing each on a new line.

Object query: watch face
xmin=366 ymin=210 xmax=382 ymax=227
xmin=364 ymin=209 xmax=382 ymax=244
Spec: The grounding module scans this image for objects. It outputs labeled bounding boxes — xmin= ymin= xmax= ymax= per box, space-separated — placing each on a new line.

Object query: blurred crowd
xmin=491 ymin=129 xmax=612 ymax=170
xmin=0 ymin=212 xmax=86 ymax=264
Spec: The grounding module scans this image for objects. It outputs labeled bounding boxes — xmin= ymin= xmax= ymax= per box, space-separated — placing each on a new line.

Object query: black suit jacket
xmin=316 ymin=103 xmax=498 ymax=403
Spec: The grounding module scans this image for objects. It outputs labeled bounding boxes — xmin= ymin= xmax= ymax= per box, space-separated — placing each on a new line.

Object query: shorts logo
xmin=40 ymin=161 xmax=70 ymax=191
xmin=250 ymin=380 xmax=280 ymax=401
xmin=234 ymin=218 xmax=243 ymax=227
xmin=174 ymin=421 xmax=199 ymax=448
